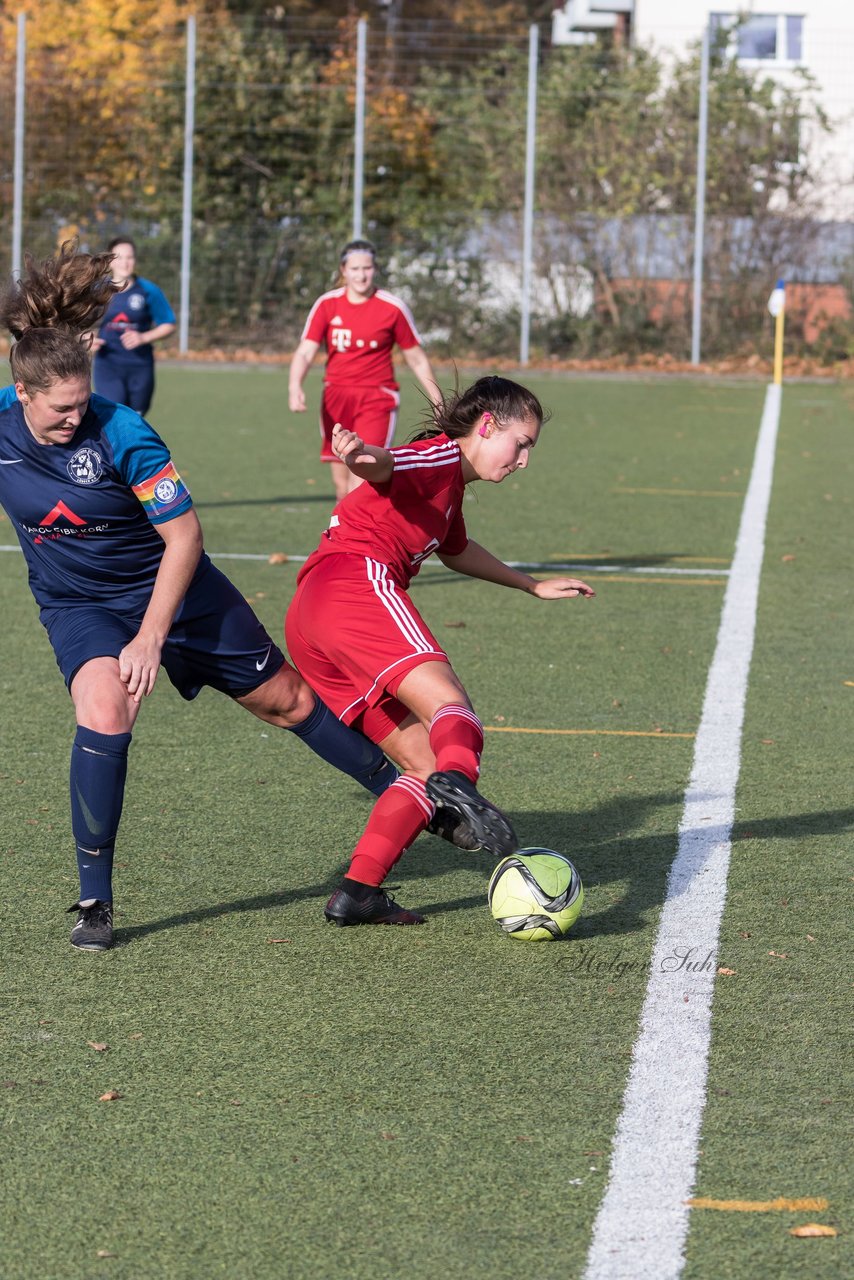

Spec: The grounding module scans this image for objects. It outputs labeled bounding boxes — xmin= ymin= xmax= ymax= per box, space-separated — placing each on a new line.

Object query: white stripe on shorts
xmin=366 ymin=558 xmax=435 ymax=653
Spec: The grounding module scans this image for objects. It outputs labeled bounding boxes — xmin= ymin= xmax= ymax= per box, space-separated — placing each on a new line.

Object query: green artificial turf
xmin=0 ymin=369 xmax=849 ymax=1278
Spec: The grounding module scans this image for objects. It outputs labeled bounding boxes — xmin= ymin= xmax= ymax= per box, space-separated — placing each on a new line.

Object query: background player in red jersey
xmin=288 ymin=239 xmax=442 ymax=502
xmin=285 ymin=376 xmax=596 ymax=927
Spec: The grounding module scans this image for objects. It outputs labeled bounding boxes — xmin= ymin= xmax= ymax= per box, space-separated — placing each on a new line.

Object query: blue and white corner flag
xmin=767 ymin=279 xmax=786 ymax=317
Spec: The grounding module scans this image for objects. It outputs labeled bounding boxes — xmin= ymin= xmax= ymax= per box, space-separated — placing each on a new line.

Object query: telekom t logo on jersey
xmin=33 ymin=499 xmax=86 ymax=544
xmin=330 ymin=327 xmax=352 ymax=352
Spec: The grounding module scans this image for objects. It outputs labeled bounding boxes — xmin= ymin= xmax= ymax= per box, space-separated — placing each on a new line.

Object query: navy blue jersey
xmin=96 ymin=276 xmax=175 ymax=365
xmin=0 ymin=386 xmax=203 ymax=613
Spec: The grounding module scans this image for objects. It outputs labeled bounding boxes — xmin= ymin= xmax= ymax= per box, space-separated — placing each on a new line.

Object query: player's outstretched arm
xmin=438 ymin=539 xmax=594 ymax=599
xmin=331 ymin=423 xmax=394 ymax=483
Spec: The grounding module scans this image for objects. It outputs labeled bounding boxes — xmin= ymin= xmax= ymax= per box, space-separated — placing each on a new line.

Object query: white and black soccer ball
xmin=488 ymin=848 xmax=583 ymax=941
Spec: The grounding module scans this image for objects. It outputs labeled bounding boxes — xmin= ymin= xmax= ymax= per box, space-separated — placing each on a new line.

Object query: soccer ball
xmin=487 ymin=848 xmax=583 ymax=941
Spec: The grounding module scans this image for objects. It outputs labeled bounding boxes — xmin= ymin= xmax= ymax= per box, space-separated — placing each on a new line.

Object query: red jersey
xmin=298 ymin=435 xmax=469 ymax=591
xmin=301 ymin=288 xmax=422 ymax=389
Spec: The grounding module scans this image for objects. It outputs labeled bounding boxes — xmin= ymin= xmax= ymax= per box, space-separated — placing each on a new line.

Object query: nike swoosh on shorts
xmin=256 ymin=645 xmax=272 ymax=672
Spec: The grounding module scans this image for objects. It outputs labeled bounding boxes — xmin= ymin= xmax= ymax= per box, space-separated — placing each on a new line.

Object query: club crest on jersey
xmin=129 ymin=294 xmax=144 ymax=311
xmin=153 ymin=477 xmax=178 ymax=503
xmin=67 ymin=447 xmax=103 ymax=485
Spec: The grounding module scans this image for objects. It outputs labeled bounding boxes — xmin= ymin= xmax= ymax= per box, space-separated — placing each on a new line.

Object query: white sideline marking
xmin=582 ymin=384 xmax=782 ymax=1280
xmin=0 ymin=548 xmax=729 ymax=576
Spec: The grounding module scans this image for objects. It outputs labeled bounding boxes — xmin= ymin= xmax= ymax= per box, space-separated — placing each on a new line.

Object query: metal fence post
xmin=353 ymin=18 xmax=367 ymax=239
xmin=179 ymin=15 xmax=196 ymax=355
xmin=12 ymin=13 xmax=26 ymax=277
xmin=519 ymin=23 xmax=539 ymax=367
xmin=691 ymin=23 xmax=710 ymax=365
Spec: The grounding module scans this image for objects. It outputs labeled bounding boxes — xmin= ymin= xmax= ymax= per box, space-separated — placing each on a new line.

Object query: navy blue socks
xmin=70 ymin=726 xmax=132 ymax=903
xmin=288 ymin=697 xmax=397 ymax=796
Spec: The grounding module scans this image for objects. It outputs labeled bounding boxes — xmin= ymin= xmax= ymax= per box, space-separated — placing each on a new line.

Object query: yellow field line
xmin=688 ymin=1196 xmax=829 ymax=1213
xmin=614 ymin=487 xmax=743 ymax=498
xmin=484 ymin=726 xmax=694 ymax=739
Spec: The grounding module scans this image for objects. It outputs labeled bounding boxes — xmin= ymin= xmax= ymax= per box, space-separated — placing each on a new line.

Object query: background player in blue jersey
xmin=0 ymin=244 xmax=423 ymax=953
xmin=91 ymin=238 xmax=176 ymax=415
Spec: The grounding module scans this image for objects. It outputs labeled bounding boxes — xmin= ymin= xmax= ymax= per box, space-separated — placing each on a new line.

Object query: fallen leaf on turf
xmin=268 ymin=552 xmax=288 ymax=565
xmin=806 ymin=934 xmax=816 ymax=942
xmin=87 ymin=1042 xmax=108 ymax=1052
xmin=761 ymin=738 xmax=775 ymax=745
xmin=583 ymin=1150 xmax=604 ymax=1156
xmin=768 ymin=951 xmax=789 ymax=959
xmin=267 ymin=938 xmax=291 ymax=944
xmin=789 ymin=1224 xmax=837 ymax=1238
xmin=738 ymin=931 xmax=751 ymax=939
xmin=96 ymin=1250 xmax=116 ymax=1258
xmin=98 ymin=1090 xmax=121 ymax=1101
xmin=781 ymin=554 xmax=796 ymax=562
xmin=717 ymin=967 xmax=737 ymax=976
xmin=129 ymin=1033 xmax=143 ymax=1040
xmin=381 ymin=1132 xmax=396 ymax=1140
xmin=230 ymin=1099 xmax=242 ymax=1106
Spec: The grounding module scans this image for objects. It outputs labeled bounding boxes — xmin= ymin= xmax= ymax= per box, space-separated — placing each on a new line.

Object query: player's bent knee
xmin=70 ymin=659 xmax=138 ymax=734
xmin=237 ymin=664 xmax=313 ymax=727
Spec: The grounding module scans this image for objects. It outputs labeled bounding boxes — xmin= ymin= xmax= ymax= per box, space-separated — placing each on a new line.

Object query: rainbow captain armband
xmin=132 ymin=461 xmax=192 ymax=522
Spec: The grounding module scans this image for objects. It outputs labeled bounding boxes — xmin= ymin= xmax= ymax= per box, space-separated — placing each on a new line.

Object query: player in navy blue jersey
xmin=91 ymin=238 xmax=175 ymax=415
xmin=0 ymin=244 xmax=435 ymax=952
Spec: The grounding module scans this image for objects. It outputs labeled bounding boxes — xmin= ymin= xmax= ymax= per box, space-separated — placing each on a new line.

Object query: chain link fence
xmin=0 ymin=9 xmax=851 ymax=363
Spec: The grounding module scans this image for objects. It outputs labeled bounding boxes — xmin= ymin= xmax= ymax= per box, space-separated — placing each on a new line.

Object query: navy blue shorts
xmin=93 ymin=360 xmax=156 ymax=416
xmin=41 ymin=561 xmax=286 ymax=700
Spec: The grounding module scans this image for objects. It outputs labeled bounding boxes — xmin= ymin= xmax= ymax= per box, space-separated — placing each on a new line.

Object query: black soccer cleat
xmin=67 ymin=899 xmax=114 ymax=951
xmin=425 ymin=805 xmax=483 ymax=851
xmin=324 ymin=885 xmax=426 ymax=927
xmin=425 ymin=770 xmax=518 ymax=858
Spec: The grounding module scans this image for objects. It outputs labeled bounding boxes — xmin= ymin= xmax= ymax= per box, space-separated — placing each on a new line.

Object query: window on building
xmin=710 ymin=12 xmax=804 ymax=64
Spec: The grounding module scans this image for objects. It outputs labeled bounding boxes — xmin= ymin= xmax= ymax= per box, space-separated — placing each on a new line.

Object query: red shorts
xmin=319 ymin=383 xmax=399 ymax=462
xmin=284 ymin=552 xmax=449 ymax=743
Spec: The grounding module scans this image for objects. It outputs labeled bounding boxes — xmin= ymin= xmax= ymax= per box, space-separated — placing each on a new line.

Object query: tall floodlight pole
xmin=179 ymin=15 xmax=197 ymax=355
xmin=691 ymin=23 xmax=710 ymax=365
xmin=353 ymin=18 xmax=367 ymax=238
xmin=12 ymin=13 xmax=26 ymax=277
xmin=519 ymin=23 xmax=539 ymax=366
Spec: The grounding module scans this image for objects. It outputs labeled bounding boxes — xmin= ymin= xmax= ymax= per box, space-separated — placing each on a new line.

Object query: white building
xmin=552 ymin=1 xmax=854 ymax=218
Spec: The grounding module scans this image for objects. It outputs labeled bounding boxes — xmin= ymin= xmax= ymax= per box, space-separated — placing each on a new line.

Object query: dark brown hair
xmin=412 ymin=375 xmax=547 ymax=442
xmin=0 ymin=241 xmax=117 ymax=392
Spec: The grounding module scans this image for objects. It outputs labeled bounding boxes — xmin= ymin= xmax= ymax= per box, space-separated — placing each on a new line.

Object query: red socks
xmin=428 ymin=703 xmax=484 ymax=782
xmin=346 ymin=775 xmax=433 ymax=886
xmin=345 ymin=705 xmax=485 ymax=887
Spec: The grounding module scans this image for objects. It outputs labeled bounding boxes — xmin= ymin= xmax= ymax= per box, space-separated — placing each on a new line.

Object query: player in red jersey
xmin=288 ymin=239 xmax=442 ymax=502
xmin=285 ymin=375 xmax=596 ymax=927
